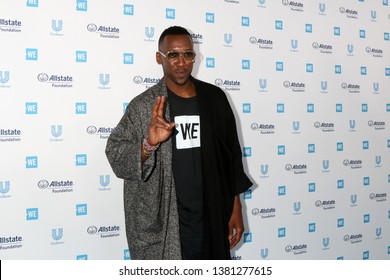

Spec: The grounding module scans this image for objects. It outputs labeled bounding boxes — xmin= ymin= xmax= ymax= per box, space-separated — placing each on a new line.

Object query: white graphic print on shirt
xmin=174 ymin=115 xmax=201 ymax=149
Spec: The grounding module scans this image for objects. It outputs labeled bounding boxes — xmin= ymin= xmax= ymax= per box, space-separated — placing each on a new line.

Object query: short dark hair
xmin=158 ymin=26 xmax=192 ymax=49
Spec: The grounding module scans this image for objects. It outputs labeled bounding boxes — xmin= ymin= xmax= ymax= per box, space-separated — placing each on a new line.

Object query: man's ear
xmin=156 ymin=52 xmax=162 ymax=65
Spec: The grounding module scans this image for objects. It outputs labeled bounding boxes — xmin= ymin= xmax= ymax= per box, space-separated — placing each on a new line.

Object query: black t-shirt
xmin=167 ymin=88 xmax=203 ymax=240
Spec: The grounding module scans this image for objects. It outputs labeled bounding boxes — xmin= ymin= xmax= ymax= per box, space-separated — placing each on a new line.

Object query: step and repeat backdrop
xmin=0 ymin=0 xmax=389 ymax=260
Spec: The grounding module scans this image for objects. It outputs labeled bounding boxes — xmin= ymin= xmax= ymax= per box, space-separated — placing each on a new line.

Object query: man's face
xmin=156 ymin=34 xmax=195 ymax=88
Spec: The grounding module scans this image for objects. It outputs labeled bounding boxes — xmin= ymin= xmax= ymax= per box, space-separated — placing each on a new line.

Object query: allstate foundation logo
xmin=283 ymin=81 xmax=305 ymax=92
xmin=99 ymin=175 xmax=111 ymax=191
xmin=87 ymin=225 xmax=120 ymax=238
xmin=252 ymin=207 xmax=276 ymax=218
xmin=285 ymin=163 xmax=307 ymax=174
xmin=144 ymin=26 xmax=155 ymax=42
xmin=285 ymin=244 xmax=307 ymax=255
xmin=98 ymin=73 xmax=110 ymax=89
xmin=339 ymin=7 xmax=358 ymax=19
xmin=50 ymin=20 xmax=63 ymax=36
xmin=0 ymin=18 xmax=22 ymax=33
xmin=37 ymin=73 xmax=73 ymax=88
xmin=312 ymin=42 xmax=333 ymax=54
xmin=315 ymin=199 xmax=336 ymax=210
xmin=225 ymin=0 xmax=240 ymax=3
xmin=86 ymin=125 xmax=114 ymax=140
xmin=191 ymin=33 xmax=204 ymax=44
xmin=369 ymin=192 xmax=387 ymax=202
xmin=0 ymin=235 xmax=23 ymax=250
xmin=314 ymin=121 xmax=334 ymax=132
xmin=366 ymin=47 xmax=384 ymax=58
xmin=368 ymin=120 xmax=385 ymax=130
xmin=0 ymin=70 xmax=10 ymax=88
xmin=343 ymin=159 xmax=362 ymax=169
xmin=50 ymin=125 xmax=63 ymax=142
xmin=87 ymin=23 xmax=120 ymax=39
xmin=37 ymin=179 xmax=74 ymax=194
xmin=249 ymin=37 xmax=273 ymax=49
xmin=341 ymin=82 xmax=360 ymax=93
xmin=133 ymin=76 xmax=160 ymax=89
xmin=215 ymin=78 xmax=241 ymax=91
xmin=282 ymin=0 xmax=304 ymax=12
xmin=0 ymin=128 xmax=22 ymax=142
xmin=0 ymin=181 xmax=11 ymax=198
xmin=51 ymin=228 xmax=64 ymax=245
xmin=344 ymin=234 xmax=362 ymax=244
xmin=251 ymin=123 xmax=275 ymax=134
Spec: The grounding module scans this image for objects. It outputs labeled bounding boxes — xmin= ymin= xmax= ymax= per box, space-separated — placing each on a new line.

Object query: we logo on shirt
xmin=174 ymin=115 xmax=201 ymax=149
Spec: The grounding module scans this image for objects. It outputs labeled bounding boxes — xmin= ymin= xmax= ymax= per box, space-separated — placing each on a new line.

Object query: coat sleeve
xmin=105 ymin=100 xmax=156 ymax=181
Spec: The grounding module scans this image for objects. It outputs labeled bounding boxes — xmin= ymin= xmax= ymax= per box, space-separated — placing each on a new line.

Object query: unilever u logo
xmin=376 ymin=227 xmax=382 ymax=238
xmin=51 ymin=20 xmax=63 ymax=33
xmin=347 ymin=44 xmax=354 ymax=54
xmin=52 ymin=228 xmax=63 ymax=241
xmin=321 ymin=81 xmax=327 ymax=91
xmin=260 ymin=248 xmax=268 ymax=259
xmin=323 ymin=237 xmax=329 ymax=248
xmin=351 ymin=194 xmax=357 ymax=205
xmin=145 ymin=27 xmax=154 ymax=39
xmin=291 ymin=39 xmax=298 ymax=50
xmin=258 ymin=0 xmax=266 ymax=4
xmin=0 ymin=71 xmax=10 ymax=84
xmin=51 ymin=125 xmax=62 ymax=138
xmin=322 ymin=160 xmax=329 ymax=170
xmin=224 ymin=33 xmax=232 ymax=44
xmin=99 ymin=175 xmax=110 ymax=188
xmin=373 ymin=82 xmax=379 ymax=92
xmin=319 ymin=3 xmax=326 ymax=13
xmin=292 ymin=121 xmax=300 ymax=132
xmin=375 ymin=156 xmax=381 ymax=166
xmin=260 ymin=164 xmax=269 ymax=177
xmin=349 ymin=120 xmax=356 ymax=130
xmin=99 ymin=73 xmax=110 ymax=87
xmin=0 ymin=181 xmax=10 ymax=197
xmin=259 ymin=79 xmax=267 ymax=90
xmin=293 ymin=202 xmax=301 ymax=213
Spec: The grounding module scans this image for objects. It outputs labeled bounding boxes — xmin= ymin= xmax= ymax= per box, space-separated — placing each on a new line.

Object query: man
xmin=105 ymin=26 xmax=252 ymax=260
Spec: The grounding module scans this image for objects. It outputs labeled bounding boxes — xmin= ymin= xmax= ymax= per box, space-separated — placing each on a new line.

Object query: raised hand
xmin=147 ymin=96 xmax=175 ymax=146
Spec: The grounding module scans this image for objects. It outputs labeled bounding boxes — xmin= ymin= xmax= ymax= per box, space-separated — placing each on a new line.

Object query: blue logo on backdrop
xmin=278 ymin=186 xmax=286 ymax=196
xmin=290 ymin=39 xmax=298 ymax=52
xmin=308 ymin=182 xmax=316 ymax=192
xmin=363 ymin=251 xmax=369 ymax=260
xmin=76 ymin=0 xmax=88 ymax=11
xmin=335 ymin=65 xmax=342 ymax=74
xmin=98 ymin=74 xmax=110 ymax=89
xmin=360 ymin=29 xmax=366 ymax=38
xmin=260 ymin=164 xmax=269 ymax=178
xmin=26 ymin=208 xmax=38 ymax=220
xmin=144 ymin=27 xmax=155 ymax=42
xmin=260 ymin=248 xmax=269 ymax=260
xmin=26 ymin=48 xmax=38 ymax=60
xmin=76 ymin=51 xmax=87 ymax=62
xmin=361 ymin=66 xmax=367 ymax=75
xmin=166 ymin=8 xmax=175 ymax=19
xmin=293 ymin=202 xmax=301 ymax=215
xmin=259 ymin=79 xmax=267 ymax=92
xmin=350 ymin=194 xmax=358 ymax=207
xmin=364 ymin=177 xmax=370 ymax=186
xmin=51 ymin=228 xmax=64 ymax=245
xmin=306 ymin=64 xmax=313 ymax=73
xmin=334 ymin=27 xmax=341 ymax=36
xmin=305 ymin=24 xmax=312 ymax=33
xmin=337 ymin=142 xmax=344 ymax=151
xmin=276 ymin=61 xmax=284 ymax=71
xmin=335 ymin=104 xmax=342 ymax=112
xmin=50 ymin=125 xmax=63 ymax=141
xmin=375 ymin=156 xmax=382 ymax=167
xmin=244 ymin=189 xmax=252 ymax=199
xmin=26 ymin=156 xmax=38 ymax=168
xmin=26 ymin=0 xmax=38 ymax=7
xmin=25 ymin=102 xmax=38 ymax=114
xmin=242 ymin=103 xmax=251 ymax=113
xmin=223 ymin=33 xmax=233 ymax=47
xmin=384 ymin=0 xmax=389 ymax=6
xmin=206 ymin=13 xmax=214 ymax=23
xmin=337 ymin=218 xmax=344 ymax=228
xmin=77 ymin=254 xmax=88 ymax=260
xmin=292 ymin=121 xmax=300 ymax=134
xmin=385 ymin=68 xmax=390 ymax=76
xmin=51 ymin=20 xmax=63 ymax=36
xmin=371 ymin=10 xmax=377 ymax=22
xmin=375 ymin=228 xmax=382 ymax=240
xmin=206 ymin=58 xmax=215 ymax=68
xmin=278 ymin=228 xmax=286 ymax=238
xmin=373 ymin=82 xmax=380 ymax=94
xmin=307 ymin=104 xmax=314 ymax=113
xmin=243 ymin=232 xmax=252 ymax=243
xmin=277 ymin=103 xmax=284 ymax=113
xmin=0 ymin=181 xmax=11 ymax=198
xmin=322 ymin=237 xmax=330 ymax=250
xmin=124 ymin=249 xmax=131 ymax=260
xmin=322 ymin=160 xmax=330 ymax=172
xmin=308 ymin=144 xmax=315 ymax=153
xmin=241 ymin=17 xmax=250 ymax=26
xmin=362 ymin=103 xmax=368 ymax=112
xmin=243 ymin=147 xmax=252 ymax=157
xmin=337 ymin=179 xmax=344 ymax=189
xmin=278 ymin=145 xmax=285 ymax=155
xmin=123 ymin=53 xmax=134 ymax=64
xmin=242 ymin=60 xmax=250 ymax=70
xmin=385 ymin=33 xmax=389 ymax=41
xmin=75 ymin=102 xmax=87 ymax=114
xmin=0 ymin=70 xmax=10 ymax=88
xmin=99 ymin=175 xmax=111 ymax=191
xmin=364 ymin=214 xmax=370 ymax=223
xmin=275 ymin=20 xmax=283 ymax=30
xmin=124 ymin=4 xmax=134 ymax=15
xmin=308 ymin=223 xmax=316 ymax=233
xmin=76 ymin=204 xmax=88 ymax=216
xmin=319 ymin=3 xmax=326 ymax=15
xmin=76 ymin=154 xmax=87 ymax=166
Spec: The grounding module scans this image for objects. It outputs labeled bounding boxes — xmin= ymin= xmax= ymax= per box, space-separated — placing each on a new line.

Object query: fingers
xmin=152 ymin=96 xmax=166 ymax=118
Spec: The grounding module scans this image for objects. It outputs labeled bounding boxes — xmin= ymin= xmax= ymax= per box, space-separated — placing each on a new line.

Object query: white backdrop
xmin=0 ymin=0 xmax=389 ymax=260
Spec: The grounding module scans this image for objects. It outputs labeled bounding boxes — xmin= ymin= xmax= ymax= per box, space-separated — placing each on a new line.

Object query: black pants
xmin=181 ymin=236 xmax=203 ymax=260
